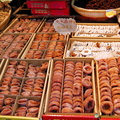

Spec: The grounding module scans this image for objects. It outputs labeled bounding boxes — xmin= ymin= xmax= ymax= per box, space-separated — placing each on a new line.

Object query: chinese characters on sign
xmin=53 ymin=18 xmax=77 ymax=35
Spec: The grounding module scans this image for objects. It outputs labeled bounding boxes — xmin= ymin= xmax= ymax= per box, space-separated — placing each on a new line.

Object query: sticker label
xmin=53 ymin=18 xmax=77 ymax=35
xmin=106 ymin=9 xmax=116 ymax=18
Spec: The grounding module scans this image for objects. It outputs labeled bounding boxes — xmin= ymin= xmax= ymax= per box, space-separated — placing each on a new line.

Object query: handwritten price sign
xmin=53 ymin=18 xmax=77 ymax=35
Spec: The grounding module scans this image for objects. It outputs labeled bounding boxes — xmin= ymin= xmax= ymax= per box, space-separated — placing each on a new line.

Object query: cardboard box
xmin=26 ymin=0 xmax=67 ymax=9
xmin=43 ymin=59 xmax=98 ymax=120
xmin=31 ymin=7 xmax=70 ymax=16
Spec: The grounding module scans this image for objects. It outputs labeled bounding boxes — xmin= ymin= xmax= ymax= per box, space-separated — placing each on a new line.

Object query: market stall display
xmin=0 ymin=34 xmax=33 ymax=59
xmin=44 ymin=59 xmax=97 ymax=119
xmin=0 ymin=0 xmax=119 ymax=118
xmin=0 ymin=94 xmax=16 ymax=115
xmin=14 ymin=97 xmax=40 ymax=117
xmin=3 ymin=18 xmax=43 ymax=33
xmin=96 ymin=57 xmax=120 ymax=118
xmin=72 ymin=23 xmax=120 ymax=38
xmin=0 ymin=59 xmax=50 ymax=119
xmin=66 ymin=38 xmax=120 ymax=58
xmin=21 ymin=33 xmax=68 ymax=59
xmin=21 ymin=78 xmax=45 ymax=97
xmin=36 ymin=18 xmax=65 ymax=33
xmin=37 ymin=22 xmax=55 ymax=33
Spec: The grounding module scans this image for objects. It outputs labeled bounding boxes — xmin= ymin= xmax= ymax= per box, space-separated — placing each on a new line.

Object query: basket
xmin=0 ymin=6 xmax=11 ymax=31
xmin=71 ymin=0 xmax=120 ymax=19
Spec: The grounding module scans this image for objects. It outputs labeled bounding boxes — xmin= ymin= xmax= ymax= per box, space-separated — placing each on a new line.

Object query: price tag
xmin=53 ymin=18 xmax=77 ymax=35
xmin=106 ymin=9 xmax=116 ymax=18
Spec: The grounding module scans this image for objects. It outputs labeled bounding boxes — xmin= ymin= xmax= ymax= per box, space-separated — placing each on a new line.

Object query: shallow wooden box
xmin=0 ymin=33 xmax=34 ymax=59
xmin=43 ymin=58 xmax=98 ymax=120
xmin=3 ymin=16 xmax=44 ymax=33
xmin=72 ymin=23 xmax=120 ymax=39
xmin=96 ymin=59 xmax=120 ymax=119
xmin=65 ymin=38 xmax=120 ymax=59
xmin=21 ymin=33 xmax=69 ymax=59
xmin=0 ymin=58 xmax=51 ymax=120
xmin=36 ymin=18 xmax=56 ymax=33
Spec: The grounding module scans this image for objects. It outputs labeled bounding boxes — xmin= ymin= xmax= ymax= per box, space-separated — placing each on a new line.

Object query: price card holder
xmin=53 ymin=18 xmax=77 ymax=35
xmin=106 ymin=9 xmax=116 ymax=18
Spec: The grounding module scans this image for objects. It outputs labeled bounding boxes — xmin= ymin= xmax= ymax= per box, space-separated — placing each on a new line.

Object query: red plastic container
xmin=42 ymin=114 xmax=98 ymax=120
xmin=31 ymin=7 xmax=70 ymax=15
xmin=26 ymin=0 xmax=67 ymax=9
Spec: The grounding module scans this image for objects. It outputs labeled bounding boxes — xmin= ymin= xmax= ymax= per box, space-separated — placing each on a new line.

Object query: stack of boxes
xmin=26 ymin=0 xmax=70 ymax=15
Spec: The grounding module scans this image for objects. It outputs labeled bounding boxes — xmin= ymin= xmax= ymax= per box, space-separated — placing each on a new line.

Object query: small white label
xmin=106 ymin=9 xmax=116 ymax=18
xmin=53 ymin=18 xmax=77 ymax=35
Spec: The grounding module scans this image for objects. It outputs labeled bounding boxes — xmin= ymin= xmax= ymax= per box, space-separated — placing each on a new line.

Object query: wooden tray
xmin=44 ymin=58 xmax=98 ymax=119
